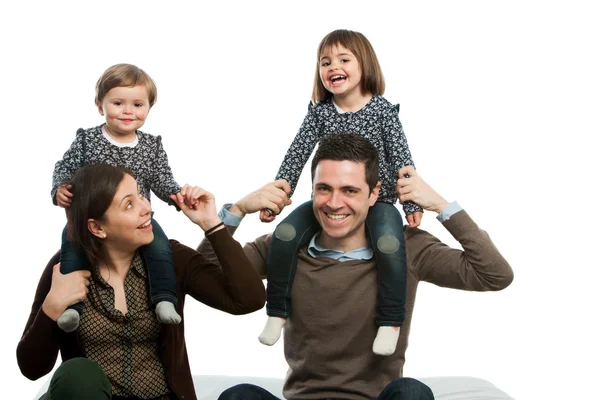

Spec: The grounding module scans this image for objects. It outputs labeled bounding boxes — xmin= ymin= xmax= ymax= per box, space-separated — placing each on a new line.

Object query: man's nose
xmin=327 ymin=191 xmax=343 ymax=209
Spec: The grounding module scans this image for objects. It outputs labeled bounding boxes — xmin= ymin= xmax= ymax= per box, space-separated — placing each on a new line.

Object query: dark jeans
xmin=60 ymin=218 xmax=178 ymax=315
xmin=266 ymin=200 xmax=407 ymax=326
xmin=217 ymin=378 xmax=434 ymax=400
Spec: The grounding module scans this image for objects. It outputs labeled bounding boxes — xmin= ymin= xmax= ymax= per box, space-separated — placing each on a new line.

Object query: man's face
xmin=312 ymin=159 xmax=380 ymax=252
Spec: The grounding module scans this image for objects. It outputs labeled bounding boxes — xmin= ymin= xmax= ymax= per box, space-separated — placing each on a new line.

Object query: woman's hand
xmin=171 ymin=185 xmax=222 ymax=232
xmin=41 ymin=263 xmax=91 ymax=321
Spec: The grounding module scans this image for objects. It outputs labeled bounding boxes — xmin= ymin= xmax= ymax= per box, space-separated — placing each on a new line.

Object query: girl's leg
xmin=141 ymin=218 xmax=181 ymax=324
xmin=365 ymin=202 xmax=408 ymax=355
xmin=57 ymin=225 xmax=90 ymax=332
xmin=260 ymin=200 xmax=320 ymax=345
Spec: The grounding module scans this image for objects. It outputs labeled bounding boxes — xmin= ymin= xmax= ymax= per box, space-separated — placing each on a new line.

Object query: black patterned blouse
xmin=79 ymin=253 xmax=171 ymax=398
xmin=275 ymin=95 xmax=422 ymax=216
xmin=51 ymin=125 xmax=180 ymax=206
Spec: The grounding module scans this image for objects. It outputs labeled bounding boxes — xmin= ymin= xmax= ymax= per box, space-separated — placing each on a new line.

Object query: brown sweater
xmin=17 ymin=228 xmax=266 ymax=400
xmin=200 ymin=209 xmax=513 ymax=399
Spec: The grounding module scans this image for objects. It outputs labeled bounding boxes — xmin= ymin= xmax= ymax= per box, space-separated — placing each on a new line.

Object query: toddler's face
xmin=98 ymin=85 xmax=151 ymax=141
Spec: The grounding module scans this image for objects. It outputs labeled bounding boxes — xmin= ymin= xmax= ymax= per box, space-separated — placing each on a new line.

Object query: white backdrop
xmin=1 ymin=1 xmax=598 ymax=399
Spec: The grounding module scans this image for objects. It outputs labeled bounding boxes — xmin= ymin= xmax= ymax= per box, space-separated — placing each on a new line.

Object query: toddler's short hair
xmin=95 ymin=63 xmax=157 ymax=107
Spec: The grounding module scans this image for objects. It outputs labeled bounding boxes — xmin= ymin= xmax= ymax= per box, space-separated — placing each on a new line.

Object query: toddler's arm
xmin=51 ymin=130 xmax=86 ymax=206
xmin=150 ymin=136 xmax=182 ymax=206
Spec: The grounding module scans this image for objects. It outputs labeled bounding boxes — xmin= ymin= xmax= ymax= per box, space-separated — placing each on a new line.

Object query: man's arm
xmin=196 ymin=180 xmax=292 ymax=278
xmin=397 ymin=166 xmax=514 ymax=291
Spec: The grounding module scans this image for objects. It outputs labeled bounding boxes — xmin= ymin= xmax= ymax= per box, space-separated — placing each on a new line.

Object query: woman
xmin=17 ymin=163 xmax=266 ymax=400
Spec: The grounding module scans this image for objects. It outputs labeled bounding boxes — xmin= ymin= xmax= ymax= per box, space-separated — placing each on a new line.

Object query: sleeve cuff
xmin=436 ymin=201 xmax=462 ymax=222
xmin=219 ymin=204 xmax=244 ymax=226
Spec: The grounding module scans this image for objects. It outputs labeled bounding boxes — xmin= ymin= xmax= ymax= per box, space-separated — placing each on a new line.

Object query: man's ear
xmin=88 ymin=219 xmax=106 ymax=239
xmin=369 ymin=182 xmax=381 ymax=206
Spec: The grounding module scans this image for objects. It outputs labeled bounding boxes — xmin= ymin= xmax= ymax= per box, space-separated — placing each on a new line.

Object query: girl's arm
xmin=382 ymin=104 xmax=423 ymax=216
xmin=150 ymin=136 xmax=181 ymax=205
xmin=275 ymin=104 xmax=321 ymax=198
xmin=51 ymin=129 xmax=86 ymax=205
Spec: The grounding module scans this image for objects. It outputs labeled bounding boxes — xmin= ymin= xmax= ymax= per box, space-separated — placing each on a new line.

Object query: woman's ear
xmin=88 ymin=219 xmax=106 ymax=239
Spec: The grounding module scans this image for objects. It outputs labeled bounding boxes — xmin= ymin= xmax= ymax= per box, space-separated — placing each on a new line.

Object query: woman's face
xmin=100 ymin=174 xmax=154 ymax=250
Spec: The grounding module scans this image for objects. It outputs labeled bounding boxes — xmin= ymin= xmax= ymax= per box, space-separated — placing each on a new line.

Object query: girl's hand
xmin=406 ymin=211 xmax=423 ymax=228
xmin=171 ymin=185 xmax=221 ymax=231
xmin=56 ymin=184 xmax=73 ymax=208
xmin=42 ymin=263 xmax=91 ymax=321
xmin=259 ymin=208 xmax=277 ymax=223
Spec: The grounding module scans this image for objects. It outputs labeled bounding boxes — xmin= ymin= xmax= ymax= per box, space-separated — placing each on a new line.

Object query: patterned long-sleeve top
xmin=275 ymin=95 xmax=422 ymax=215
xmin=51 ymin=125 xmax=181 ymax=206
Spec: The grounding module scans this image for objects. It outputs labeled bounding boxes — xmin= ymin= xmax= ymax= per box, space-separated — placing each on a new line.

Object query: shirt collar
xmin=307 ymin=232 xmax=374 ymax=262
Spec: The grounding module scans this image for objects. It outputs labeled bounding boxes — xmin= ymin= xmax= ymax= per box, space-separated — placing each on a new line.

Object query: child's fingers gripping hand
xmin=407 ymin=211 xmax=423 ymax=228
xmin=56 ymin=184 xmax=73 ymax=208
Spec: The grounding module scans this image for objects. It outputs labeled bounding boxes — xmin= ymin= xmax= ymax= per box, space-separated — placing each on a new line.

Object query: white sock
xmin=258 ymin=317 xmax=286 ymax=346
xmin=155 ymin=301 xmax=182 ymax=324
xmin=372 ymin=326 xmax=400 ymax=356
xmin=57 ymin=309 xmax=80 ymax=333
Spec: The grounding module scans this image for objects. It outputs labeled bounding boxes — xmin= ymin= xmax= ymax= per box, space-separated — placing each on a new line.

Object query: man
xmin=200 ymin=134 xmax=513 ymax=400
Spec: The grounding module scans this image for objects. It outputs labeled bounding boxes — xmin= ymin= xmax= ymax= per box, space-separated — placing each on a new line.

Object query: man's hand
xmin=397 ymin=166 xmax=449 ymax=214
xmin=230 ymin=179 xmax=292 ymax=219
xmin=56 ymin=184 xmax=73 ymax=208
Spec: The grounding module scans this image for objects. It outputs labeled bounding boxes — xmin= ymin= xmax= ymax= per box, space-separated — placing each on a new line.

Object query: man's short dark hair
xmin=311 ymin=134 xmax=379 ymax=192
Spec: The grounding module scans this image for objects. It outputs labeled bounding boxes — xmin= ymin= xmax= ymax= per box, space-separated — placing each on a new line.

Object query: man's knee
xmin=381 ymin=377 xmax=434 ymax=399
xmin=48 ymin=358 xmax=111 ymax=399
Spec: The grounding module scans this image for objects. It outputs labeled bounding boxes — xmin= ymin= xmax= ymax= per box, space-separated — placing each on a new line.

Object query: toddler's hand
xmin=406 ymin=211 xmax=423 ymax=228
xmin=56 ymin=184 xmax=73 ymax=208
xmin=260 ymin=209 xmax=276 ymax=223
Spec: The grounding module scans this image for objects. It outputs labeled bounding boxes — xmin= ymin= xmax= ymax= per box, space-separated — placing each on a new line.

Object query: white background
xmin=1 ymin=1 xmax=598 ymax=399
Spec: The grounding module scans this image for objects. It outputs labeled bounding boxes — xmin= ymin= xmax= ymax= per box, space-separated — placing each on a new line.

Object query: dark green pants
xmin=39 ymin=358 xmax=111 ymax=400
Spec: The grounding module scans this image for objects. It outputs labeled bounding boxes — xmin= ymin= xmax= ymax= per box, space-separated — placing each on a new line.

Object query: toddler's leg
xmin=365 ymin=202 xmax=408 ymax=356
xmin=57 ymin=225 xmax=89 ymax=333
xmin=142 ymin=218 xmax=181 ymax=324
xmin=260 ymin=200 xmax=319 ymax=345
